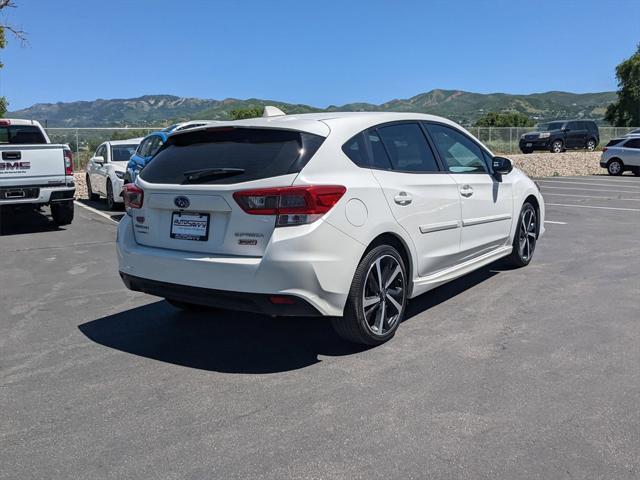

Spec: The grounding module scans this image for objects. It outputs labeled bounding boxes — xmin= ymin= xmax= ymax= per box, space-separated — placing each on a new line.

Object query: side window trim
xmin=422 ymin=121 xmax=493 ymax=175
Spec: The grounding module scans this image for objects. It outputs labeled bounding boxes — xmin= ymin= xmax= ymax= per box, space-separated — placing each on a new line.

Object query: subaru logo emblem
xmin=174 ymin=196 xmax=190 ymax=209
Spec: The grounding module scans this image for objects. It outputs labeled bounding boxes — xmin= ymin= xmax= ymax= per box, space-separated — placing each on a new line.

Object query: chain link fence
xmin=45 ymin=126 xmax=640 ymax=170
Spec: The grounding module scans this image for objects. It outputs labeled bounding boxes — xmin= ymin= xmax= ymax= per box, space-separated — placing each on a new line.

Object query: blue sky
xmin=2 ymin=0 xmax=639 ymax=110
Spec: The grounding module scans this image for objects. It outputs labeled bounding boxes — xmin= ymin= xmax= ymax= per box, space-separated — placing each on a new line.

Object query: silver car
xmin=600 ymin=137 xmax=640 ymax=176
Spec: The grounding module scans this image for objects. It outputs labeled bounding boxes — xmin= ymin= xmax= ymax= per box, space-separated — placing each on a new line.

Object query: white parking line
xmin=540 ymin=176 xmax=640 ymax=184
xmin=546 ymin=203 xmax=640 ymax=212
xmin=544 ymin=220 xmax=567 ymax=225
xmin=541 ymin=185 xmax=640 ymax=195
xmin=542 ymin=192 xmax=640 ymax=202
xmin=540 ymin=180 xmax=640 ymax=190
xmin=74 ymin=201 xmax=120 ymax=224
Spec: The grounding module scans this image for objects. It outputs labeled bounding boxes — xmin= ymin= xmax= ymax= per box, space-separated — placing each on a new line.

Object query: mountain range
xmin=8 ymin=89 xmax=617 ymax=127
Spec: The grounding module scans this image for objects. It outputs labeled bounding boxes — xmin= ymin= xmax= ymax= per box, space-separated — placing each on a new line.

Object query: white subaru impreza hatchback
xmin=117 ymin=111 xmax=544 ymax=345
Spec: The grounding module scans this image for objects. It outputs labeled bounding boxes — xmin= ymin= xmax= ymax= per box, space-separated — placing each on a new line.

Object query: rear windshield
xmin=111 ymin=144 xmax=138 ymax=162
xmin=140 ymin=127 xmax=325 ymax=185
xmin=606 ymin=139 xmax=625 ymax=147
xmin=0 ymin=125 xmax=47 ymax=144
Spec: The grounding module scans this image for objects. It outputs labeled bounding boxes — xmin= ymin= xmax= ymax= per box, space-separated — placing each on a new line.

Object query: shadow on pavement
xmin=0 ymin=206 xmax=64 ymax=236
xmin=79 ymin=263 xmax=506 ymax=374
xmin=76 ymin=198 xmax=125 ymax=222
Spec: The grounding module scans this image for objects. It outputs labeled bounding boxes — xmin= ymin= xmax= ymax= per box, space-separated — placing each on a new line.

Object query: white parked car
xmin=86 ymin=138 xmax=142 ymax=209
xmin=600 ymin=137 xmax=640 ymax=176
xmin=117 ymin=112 xmax=545 ymax=345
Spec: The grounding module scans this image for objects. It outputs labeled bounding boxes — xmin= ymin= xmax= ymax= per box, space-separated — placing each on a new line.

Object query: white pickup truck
xmin=0 ymin=119 xmax=75 ymax=225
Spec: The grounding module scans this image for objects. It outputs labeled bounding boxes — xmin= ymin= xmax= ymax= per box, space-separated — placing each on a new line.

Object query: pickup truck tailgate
xmin=0 ymin=145 xmax=66 ymax=186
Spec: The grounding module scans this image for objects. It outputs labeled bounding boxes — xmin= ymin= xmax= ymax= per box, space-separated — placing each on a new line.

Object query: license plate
xmin=526 ymin=143 xmax=532 ymax=147
xmin=170 ymin=212 xmax=210 ymax=241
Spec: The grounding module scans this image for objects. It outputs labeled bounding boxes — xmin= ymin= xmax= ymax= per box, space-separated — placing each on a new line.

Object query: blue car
xmin=125 ymin=121 xmax=214 ymax=183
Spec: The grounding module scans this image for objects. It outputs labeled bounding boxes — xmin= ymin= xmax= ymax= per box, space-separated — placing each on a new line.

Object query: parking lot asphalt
xmin=2 ymin=175 xmax=640 ymax=480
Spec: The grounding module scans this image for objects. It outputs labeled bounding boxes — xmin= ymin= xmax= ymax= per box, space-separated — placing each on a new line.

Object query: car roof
xmin=107 ymin=138 xmax=143 ymax=146
xmin=0 ymin=119 xmax=44 ymax=127
xmin=172 ymin=112 xmax=470 ymax=138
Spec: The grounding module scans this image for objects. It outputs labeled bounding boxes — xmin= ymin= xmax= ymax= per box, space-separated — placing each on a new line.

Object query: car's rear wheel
xmin=506 ymin=202 xmax=537 ymax=268
xmin=86 ymin=175 xmax=99 ymax=201
xmin=586 ymin=138 xmax=597 ymax=151
xmin=332 ymin=245 xmax=407 ymax=346
xmin=50 ymin=200 xmax=74 ymax=226
xmin=551 ymin=140 xmax=564 ymax=153
xmin=607 ymin=159 xmax=623 ymax=176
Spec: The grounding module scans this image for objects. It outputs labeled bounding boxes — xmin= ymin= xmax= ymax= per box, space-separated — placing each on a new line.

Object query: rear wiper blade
xmin=182 ymin=168 xmax=245 ymax=183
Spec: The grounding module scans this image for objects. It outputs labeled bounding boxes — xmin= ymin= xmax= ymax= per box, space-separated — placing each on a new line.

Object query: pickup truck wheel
xmin=106 ymin=180 xmax=115 ymax=210
xmin=51 ymin=200 xmax=74 ymax=226
xmin=86 ymin=175 xmax=100 ymax=201
xmin=551 ymin=140 xmax=564 ymax=153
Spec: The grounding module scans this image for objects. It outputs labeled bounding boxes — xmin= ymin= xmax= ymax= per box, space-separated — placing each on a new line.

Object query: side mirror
xmin=94 ymin=156 xmax=105 ymax=165
xmin=492 ymin=156 xmax=513 ymax=176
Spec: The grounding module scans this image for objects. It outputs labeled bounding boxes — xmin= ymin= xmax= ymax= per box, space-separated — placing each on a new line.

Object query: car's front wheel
xmin=551 ymin=140 xmax=564 ymax=153
xmin=106 ymin=180 xmax=116 ymax=210
xmin=332 ymin=245 xmax=407 ymax=346
xmin=506 ymin=202 xmax=538 ymax=268
xmin=607 ymin=159 xmax=624 ymax=176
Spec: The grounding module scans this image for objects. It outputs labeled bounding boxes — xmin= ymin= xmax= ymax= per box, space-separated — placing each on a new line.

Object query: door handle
xmin=394 ymin=192 xmax=412 ymax=205
xmin=460 ymin=185 xmax=474 ymax=197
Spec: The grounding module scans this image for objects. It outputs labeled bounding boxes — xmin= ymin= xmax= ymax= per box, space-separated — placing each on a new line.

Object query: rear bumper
xmin=120 ymin=272 xmax=322 ymax=316
xmin=116 ymin=215 xmax=366 ymax=316
xmin=0 ymin=185 xmax=75 ymax=205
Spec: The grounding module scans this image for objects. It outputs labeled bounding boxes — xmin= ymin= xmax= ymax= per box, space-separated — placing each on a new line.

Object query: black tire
xmin=165 ymin=298 xmax=212 ymax=312
xmin=550 ymin=140 xmax=564 ymax=154
xmin=50 ymin=200 xmax=74 ymax=225
xmin=86 ymin=175 xmax=100 ymax=201
xmin=607 ymin=159 xmax=624 ymax=176
xmin=106 ymin=180 xmax=116 ymax=210
xmin=586 ymin=138 xmax=597 ymax=151
xmin=505 ymin=202 xmax=537 ymax=268
xmin=331 ymin=244 xmax=407 ymax=346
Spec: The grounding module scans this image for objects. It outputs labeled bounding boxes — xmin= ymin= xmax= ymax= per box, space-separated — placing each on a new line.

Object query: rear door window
xmin=140 ymin=128 xmax=325 ymax=185
xmin=376 ymin=123 xmax=440 ymax=173
xmin=624 ymin=138 xmax=640 ymax=149
xmin=0 ymin=126 xmax=47 ymax=144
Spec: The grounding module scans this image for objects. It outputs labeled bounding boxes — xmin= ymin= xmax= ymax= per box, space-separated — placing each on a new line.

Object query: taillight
xmin=64 ymin=149 xmax=73 ymax=176
xmin=602 ymin=147 xmax=608 ymax=152
xmin=123 ymin=184 xmax=144 ymax=212
xmin=233 ymin=185 xmax=346 ymax=227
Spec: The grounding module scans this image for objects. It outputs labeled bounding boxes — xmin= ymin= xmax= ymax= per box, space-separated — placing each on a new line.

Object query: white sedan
xmin=86 ymin=138 xmax=142 ymax=209
xmin=118 ymin=111 xmax=544 ymax=346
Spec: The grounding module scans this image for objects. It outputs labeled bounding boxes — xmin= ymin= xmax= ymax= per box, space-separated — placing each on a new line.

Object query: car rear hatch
xmin=131 ymin=125 xmax=327 ymax=257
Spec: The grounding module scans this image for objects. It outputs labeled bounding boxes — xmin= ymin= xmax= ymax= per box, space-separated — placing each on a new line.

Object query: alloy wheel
xmin=362 ymin=254 xmax=405 ymax=336
xmin=608 ymin=161 xmax=622 ymax=175
xmin=518 ymin=207 xmax=537 ymax=262
xmin=552 ymin=141 xmax=563 ymax=153
xmin=586 ymin=140 xmax=596 ymax=151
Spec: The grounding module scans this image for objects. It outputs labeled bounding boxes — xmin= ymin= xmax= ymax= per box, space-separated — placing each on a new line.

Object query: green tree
xmin=605 ymin=44 xmax=640 ymax=126
xmin=228 ymin=107 xmax=264 ymax=120
xmin=0 ymin=1 xmax=27 ymax=117
xmin=474 ymin=111 xmax=534 ymax=127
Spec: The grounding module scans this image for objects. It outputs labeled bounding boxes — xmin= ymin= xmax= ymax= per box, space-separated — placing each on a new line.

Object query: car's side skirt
xmin=409 ymin=245 xmax=512 ymax=298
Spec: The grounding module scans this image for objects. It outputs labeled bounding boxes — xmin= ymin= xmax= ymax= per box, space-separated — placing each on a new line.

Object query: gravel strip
xmin=74 ymin=172 xmax=88 ymax=199
xmin=506 ymin=151 xmax=604 ymax=177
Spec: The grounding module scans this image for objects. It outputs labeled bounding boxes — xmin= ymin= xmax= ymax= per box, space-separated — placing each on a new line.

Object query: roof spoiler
xmin=262 ymin=106 xmax=286 ymax=118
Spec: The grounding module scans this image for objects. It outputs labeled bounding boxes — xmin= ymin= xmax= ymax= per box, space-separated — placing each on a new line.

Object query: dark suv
xmin=519 ymin=120 xmax=600 ymax=154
